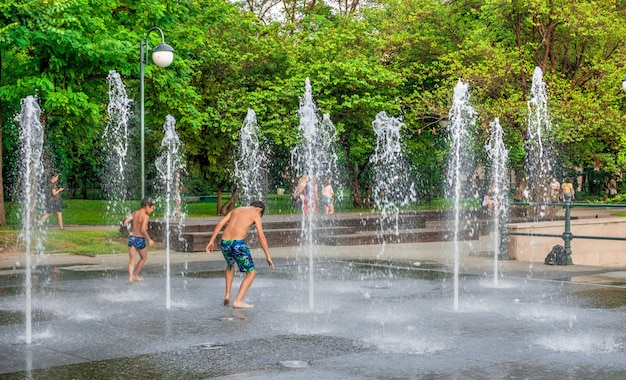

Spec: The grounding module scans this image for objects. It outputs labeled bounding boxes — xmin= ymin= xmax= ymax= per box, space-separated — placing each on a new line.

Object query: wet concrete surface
xmin=1 ymin=209 xmax=626 ymax=379
xmin=1 ymin=250 xmax=626 ymax=379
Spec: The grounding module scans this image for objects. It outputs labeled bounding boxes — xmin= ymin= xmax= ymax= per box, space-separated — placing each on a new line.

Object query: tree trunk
xmin=219 ymin=184 xmax=238 ymax=215
xmin=216 ymin=182 xmax=224 ymax=215
xmin=0 ymin=51 xmax=5 ymax=225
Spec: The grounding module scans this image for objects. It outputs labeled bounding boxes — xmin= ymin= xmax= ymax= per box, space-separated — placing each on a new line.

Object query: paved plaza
xmin=1 ymin=209 xmax=626 ymax=379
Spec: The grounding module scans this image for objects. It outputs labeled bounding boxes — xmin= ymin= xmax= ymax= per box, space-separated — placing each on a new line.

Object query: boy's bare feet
xmin=223 ymin=298 xmax=230 ymax=306
xmin=128 ymin=277 xmax=134 ymax=284
xmin=133 ymin=275 xmax=144 ymax=281
xmin=233 ymin=301 xmax=254 ymax=309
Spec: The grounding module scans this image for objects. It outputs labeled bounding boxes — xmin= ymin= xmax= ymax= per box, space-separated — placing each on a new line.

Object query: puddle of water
xmin=279 ymin=360 xmax=309 ymax=368
xmin=575 ymin=287 xmax=626 ymax=309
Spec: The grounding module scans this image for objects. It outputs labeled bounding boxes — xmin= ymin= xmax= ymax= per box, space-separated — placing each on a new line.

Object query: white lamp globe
xmin=152 ymin=43 xmax=174 ymax=68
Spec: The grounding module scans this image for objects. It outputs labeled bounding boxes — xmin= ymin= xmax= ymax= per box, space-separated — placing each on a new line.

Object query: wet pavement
xmin=1 ymin=211 xmax=626 ymax=379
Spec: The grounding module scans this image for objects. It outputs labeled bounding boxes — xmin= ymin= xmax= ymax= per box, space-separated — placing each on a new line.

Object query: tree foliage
xmin=1 ymin=0 xmax=625 ymax=222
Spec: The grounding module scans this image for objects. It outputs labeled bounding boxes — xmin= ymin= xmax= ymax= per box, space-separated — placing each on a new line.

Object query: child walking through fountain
xmin=123 ymin=197 xmax=156 ymax=284
xmin=205 ymin=201 xmax=274 ymax=309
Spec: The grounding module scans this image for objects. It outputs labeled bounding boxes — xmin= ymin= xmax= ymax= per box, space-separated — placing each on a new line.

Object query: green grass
xmin=0 ymin=228 xmax=129 ymax=255
xmin=1 ymin=193 xmax=615 ymax=256
xmin=42 ymin=229 xmax=129 ymax=255
xmin=4 ymin=199 xmax=225 ymax=226
xmin=0 ymin=196 xmax=300 ymax=255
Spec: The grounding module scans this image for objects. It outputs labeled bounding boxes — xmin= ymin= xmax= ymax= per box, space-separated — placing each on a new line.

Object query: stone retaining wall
xmin=507 ymin=217 xmax=626 ymax=266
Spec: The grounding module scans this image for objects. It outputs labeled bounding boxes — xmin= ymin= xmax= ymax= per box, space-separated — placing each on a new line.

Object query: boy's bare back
xmin=221 ymin=206 xmax=261 ymax=240
xmin=129 ymin=208 xmax=151 ymax=238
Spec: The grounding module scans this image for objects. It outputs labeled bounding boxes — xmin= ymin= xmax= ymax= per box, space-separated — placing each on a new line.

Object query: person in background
xmin=561 ymin=177 xmax=575 ymax=202
xmin=513 ymin=178 xmax=529 ymax=203
xmin=321 ymin=178 xmax=334 ymax=214
xmin=38 ymin=173 xmax=66 ymax=229
xmin=483 ymin=186 xmax=500 ymax=216
xmin=292 ymin=175 xmax=308 ymax=209
xmin=302 ymin=175 xmax=318 ymax=215
xmin=549 ymin=177 xmax=561 ymax=217
xmin=609 ymin=175 xmax=618 ymax=198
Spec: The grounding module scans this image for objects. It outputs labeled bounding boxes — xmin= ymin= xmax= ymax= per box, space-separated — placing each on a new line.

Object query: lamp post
xmin=140 ymin=27 xmax=174 ymax=199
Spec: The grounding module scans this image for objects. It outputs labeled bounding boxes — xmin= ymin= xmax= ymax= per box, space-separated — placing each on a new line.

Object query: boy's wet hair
xmin=249 ymin=201 xmax=265 ymax=216
xmin=141 ymin=197 xmax=156 ymax=208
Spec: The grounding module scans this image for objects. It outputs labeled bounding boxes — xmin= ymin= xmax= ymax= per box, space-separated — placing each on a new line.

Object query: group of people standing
xmin=548 ymin=177 xmax=575 ymax=216
xmin=551 ymin=177 xmax=576 ymax=202
xmin=490 ymin=176 xmax=578 ymax=218
xmin=293 ymin=175 xmax=335 ymax=215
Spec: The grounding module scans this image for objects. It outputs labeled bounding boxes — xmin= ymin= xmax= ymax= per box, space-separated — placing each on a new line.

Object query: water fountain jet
xmin=102 ymin=70 xmax=132 ymax=223
xmin=484 ymin=118 xmax=509 ymax=286
xmin=15 ymin=96 xmax=46 ymax=344
xmin=445 ymin=80 xmax=476 ymax=311
xmin=370 ymin=111 xmax=416 ymax=257
xmin=155 ymin=115 xmax=185 ymax=309
xmin=526 ymin=67 xmax=554 ymax=218
xmin=234 ymin=109 xmax=268 ymax=206
xmin=290 ymin=78 xmax=339 ymax=310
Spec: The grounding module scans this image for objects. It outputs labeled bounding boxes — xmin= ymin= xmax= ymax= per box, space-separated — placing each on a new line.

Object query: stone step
xmin=172 ymin=213 xmax=427 ymax=233
xmin=171 ymin=224 xmax=491 ymax=252
xmin=150 ymin=210 xmax=499 ymax=252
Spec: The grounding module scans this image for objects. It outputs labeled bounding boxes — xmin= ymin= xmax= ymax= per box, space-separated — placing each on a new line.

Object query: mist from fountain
xmin=370 ymin=111 xmax=416 ymax=257
xmin=155 ymin=115 xmax=186 ymax=309
xmin=290 ymin=78 xmax=339 ymax=310
xmin=445 ymin=80 xmax=476 ymax=311
xmin=526 ymin=66 xmax=554 ymax=218
xmin=5 ymin=81 xmax=626 ymax=379
xmin=102 ymin=70 xmax=132 ymax=223
xmin=15 ymin=96 xmax=46 ymax=344
xmin=485 ymin=118 xmax=509 ymax=286
xmin=234 ymin=109 xmax=268 ymax=206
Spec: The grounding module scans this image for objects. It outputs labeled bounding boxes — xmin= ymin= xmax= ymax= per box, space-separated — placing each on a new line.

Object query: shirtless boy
xmin=205 ymin=201 xmax=274 ymax=309
xmin=123 ymin=197 xmax=156 ymax=284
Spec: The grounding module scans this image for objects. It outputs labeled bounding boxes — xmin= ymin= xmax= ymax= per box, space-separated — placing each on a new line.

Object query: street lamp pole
xmin=140 ymin=26 xmax=174 ymax=199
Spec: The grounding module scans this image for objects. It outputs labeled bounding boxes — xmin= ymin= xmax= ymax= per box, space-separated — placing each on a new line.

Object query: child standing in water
xmin=123 ymin=197 xmax=156 ymax=284
xmin=205 ymin=201 xmax=274 ymax=309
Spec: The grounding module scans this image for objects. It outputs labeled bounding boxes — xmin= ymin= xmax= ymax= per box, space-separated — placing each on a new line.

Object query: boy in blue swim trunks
xmin=123 ymin=197 xmax=156 ymax=284
xmin=206 ymin=201 xmax=274 ymax=308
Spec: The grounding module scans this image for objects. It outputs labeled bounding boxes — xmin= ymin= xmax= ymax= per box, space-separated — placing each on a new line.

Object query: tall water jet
xmin=102 ymin=70 xmax=132 ymax=222
xmin=526 ymin=67 xmax=554 ymax=218
xmin=370 ymin=111 xmax=416 ymax=257
xmin=446 ymin=80 xmax=476 ymax=311
xmin=234 ymin=109 xmax=267 ymax=205
xmin=155 ymin=115 xmax=185 ymax=309
xmin=290 ymin=78 xmax=339 ymax=310
xmin=15 ymin=96 xmax=45 ymax=344
xmin=485 ymin=118 xmax=509 ymax=286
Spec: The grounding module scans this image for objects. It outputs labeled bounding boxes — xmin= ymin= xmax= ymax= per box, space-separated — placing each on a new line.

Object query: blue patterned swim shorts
xmin=128 ymin=235 xmax=147 ymax=250
xmin=220 ymin=240 xmax=255 ymax=272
